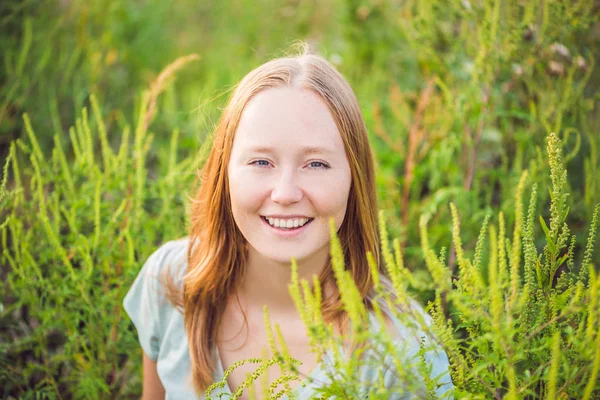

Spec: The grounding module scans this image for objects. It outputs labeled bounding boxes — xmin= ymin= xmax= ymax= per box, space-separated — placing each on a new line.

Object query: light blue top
xmin=123 ymin=238 xmax=454 ymax=399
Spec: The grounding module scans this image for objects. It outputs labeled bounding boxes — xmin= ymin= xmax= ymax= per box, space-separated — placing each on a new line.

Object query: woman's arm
xmin=142 ymin=352 xmax=165 ymax=400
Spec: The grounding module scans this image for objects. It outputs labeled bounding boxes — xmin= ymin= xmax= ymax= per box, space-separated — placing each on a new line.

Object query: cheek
xmin=310 ymin=174 xmax=351 ymax=220
xmin=228 ymin=170 xmax=268 ymax=215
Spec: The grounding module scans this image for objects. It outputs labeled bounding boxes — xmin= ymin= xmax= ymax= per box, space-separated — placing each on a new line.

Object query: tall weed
xmin=210 ymin=133 xmax=599 ymax=399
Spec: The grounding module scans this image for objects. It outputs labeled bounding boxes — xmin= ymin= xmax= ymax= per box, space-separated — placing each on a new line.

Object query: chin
xmin=269 ymin=253 xmax=307 ymax=265
xmin=257 ymin=248 xmax=313 ymax=265
xmin=249 ymin=239 xmax=329 ymax=267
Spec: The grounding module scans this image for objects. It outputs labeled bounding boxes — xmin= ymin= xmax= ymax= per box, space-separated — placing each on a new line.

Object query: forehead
xmin=233 ymin=87 xmax=343 ymax=152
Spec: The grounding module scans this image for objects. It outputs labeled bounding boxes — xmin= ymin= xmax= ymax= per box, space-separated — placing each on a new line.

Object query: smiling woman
xmin=123 ymin=44 xmax=453 ymax=399
xmin=228 ymin=87 xmax=352 ymax=268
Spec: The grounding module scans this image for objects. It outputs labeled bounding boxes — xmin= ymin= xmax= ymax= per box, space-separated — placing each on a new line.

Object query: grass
xmin=1 ymin=0 xmax=599 ymax=397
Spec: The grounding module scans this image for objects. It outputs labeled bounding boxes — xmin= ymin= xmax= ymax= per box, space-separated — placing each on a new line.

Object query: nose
xmin=270 ymin=170 xmax=303 ymax=205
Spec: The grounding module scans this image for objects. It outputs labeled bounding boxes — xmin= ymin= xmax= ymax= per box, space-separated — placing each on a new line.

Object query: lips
xmin=260 ymin=216 xmax=314 ymax=236
xmin=262 ymin=216 xmax=312 ymax=229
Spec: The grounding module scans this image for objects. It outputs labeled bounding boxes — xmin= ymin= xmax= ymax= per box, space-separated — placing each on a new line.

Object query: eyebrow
xmin=247 ymin=145 xmax=335 ymax=155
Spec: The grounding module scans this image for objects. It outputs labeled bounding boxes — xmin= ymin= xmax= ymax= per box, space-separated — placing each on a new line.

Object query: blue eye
xmin=308 ymin=161 xmax=329 ymax=169
xmin=251 ymin=159 xmax=270 ymax=167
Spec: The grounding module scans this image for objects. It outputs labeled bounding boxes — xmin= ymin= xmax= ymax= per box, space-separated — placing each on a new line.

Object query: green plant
xmin=212 ymin=132 xmax=599 ymax=399
xmin=1 ymin=0 xmax=599 ymax=396
xmin=345 ymin=0 xmax=599 ymax=277
xmin=0 ymin=90 xmax=196 ymax=398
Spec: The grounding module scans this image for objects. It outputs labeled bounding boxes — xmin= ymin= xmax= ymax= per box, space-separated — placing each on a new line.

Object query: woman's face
xmin=228 ymin=87 xmax=352 ymax=265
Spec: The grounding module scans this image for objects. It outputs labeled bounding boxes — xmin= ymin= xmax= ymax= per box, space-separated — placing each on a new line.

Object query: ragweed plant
xmin=211 ymin=222 xmax=456 ymax=399
xmin=0 ymin=90 xmax=197 ymax=397
xmin=217 ymin=133 xmax=599 ymax=399
xmin=1 ymin=100 xmax=598 ymax=399
xmin=416 ymin=133 xmax=599 ymax=399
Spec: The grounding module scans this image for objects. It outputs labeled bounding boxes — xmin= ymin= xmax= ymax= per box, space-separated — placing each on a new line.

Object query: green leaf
xmin=540 ymin=216 xmax=555 ymax=253
xmin=557 ymin=253 xmax=569 ymax=267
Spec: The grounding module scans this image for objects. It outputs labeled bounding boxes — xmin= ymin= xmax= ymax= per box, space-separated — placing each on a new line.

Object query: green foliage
xmin=2 ymin=0 xmax=598 ymax=276
xmin=1 ymin=0 xmax=599 ymax=398
xmin=0 ymin=94 xmax=196 ymax=397
xmin=357 ymin=0 xmax=599 ymax=272
xmin=216 ymin=133 xmax=599 ymax=399
xmin=0 ymin=0 xmax=339 ymax=155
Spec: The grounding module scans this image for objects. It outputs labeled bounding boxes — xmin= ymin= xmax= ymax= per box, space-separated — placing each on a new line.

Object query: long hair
xmin=177 ymin=46 xmax=381 ymax=392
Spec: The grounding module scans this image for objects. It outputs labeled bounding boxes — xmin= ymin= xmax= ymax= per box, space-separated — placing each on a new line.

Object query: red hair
xmin=175 ymin=47 xmax=381 ymax=392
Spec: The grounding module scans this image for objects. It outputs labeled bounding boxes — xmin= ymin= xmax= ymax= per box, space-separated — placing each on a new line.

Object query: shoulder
xmin=123 ymin=237 xmax=190 ymax=320
xmin=123 ymin=237 xmax=191 ymax=360
xmin=141 ymin=237 xmax=190 ymax=281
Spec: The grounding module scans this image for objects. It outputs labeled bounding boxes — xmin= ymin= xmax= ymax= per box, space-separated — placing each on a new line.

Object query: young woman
xmin=124 ymin=47 xmax=453 ymax=399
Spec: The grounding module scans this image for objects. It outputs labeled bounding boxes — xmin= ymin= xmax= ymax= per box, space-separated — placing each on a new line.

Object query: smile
xmin=260 ymin=216 xmax=314 ymax=234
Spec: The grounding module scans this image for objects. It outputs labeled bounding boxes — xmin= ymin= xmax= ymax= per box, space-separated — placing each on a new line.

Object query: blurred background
xmin=1 ymin=0 xmax=599 ymax=397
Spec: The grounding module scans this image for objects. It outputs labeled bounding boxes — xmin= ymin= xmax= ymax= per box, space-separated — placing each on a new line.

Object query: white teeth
xmin=265 ymin=217 xmax=310 ymax=229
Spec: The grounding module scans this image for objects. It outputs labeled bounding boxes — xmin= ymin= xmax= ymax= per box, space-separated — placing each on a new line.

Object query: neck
xmin=238 ymin=245 xmax=330 ymax=316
